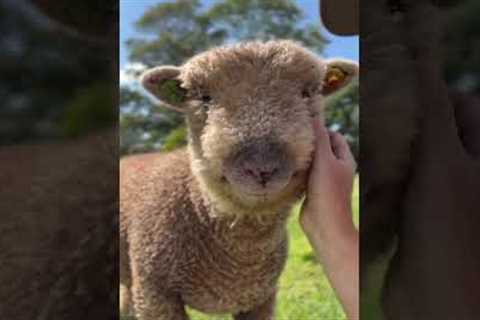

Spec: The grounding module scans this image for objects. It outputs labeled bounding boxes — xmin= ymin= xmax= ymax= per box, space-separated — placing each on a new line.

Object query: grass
xmin=122 ymin=178 xmax=359 ymax=320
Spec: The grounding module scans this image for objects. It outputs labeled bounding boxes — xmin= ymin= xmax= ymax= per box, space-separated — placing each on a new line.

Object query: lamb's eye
xmin=201 ymin=95 xmax=212 ymax=103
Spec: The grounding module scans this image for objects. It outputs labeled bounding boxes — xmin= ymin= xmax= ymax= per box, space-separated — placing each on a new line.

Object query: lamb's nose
xmin=224 ymin=138 xmax=294 ymax=191
xmin=244 ymin=167 xmax=279 ymax=186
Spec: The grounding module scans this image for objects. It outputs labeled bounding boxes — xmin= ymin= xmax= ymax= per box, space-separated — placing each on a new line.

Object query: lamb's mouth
xmin=224 ymin=173 xmax=301 ymax=203
xmin=228 ymin=182 xmax=289 ymax=199
xmin=243 ymin=191 xmax=273 ymax=198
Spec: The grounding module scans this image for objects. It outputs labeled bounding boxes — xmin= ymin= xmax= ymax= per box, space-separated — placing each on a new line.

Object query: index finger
xmin=312 ymin=114 xmax=332 ymax=151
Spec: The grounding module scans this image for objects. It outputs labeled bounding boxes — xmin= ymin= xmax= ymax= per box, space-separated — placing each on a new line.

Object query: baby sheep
xmin=120 ymin=40 xmax=357 ymax=320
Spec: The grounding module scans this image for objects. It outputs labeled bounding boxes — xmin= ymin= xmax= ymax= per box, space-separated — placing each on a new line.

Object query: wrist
xmin=300 ymin=204 xmax=354 ymax=239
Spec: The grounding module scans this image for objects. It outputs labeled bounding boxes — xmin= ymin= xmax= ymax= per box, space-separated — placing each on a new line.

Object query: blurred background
xmin=0 ymin=0 xmax=117 ymax=145
xmin=0 ymin=1 xmax=118 ymax=319
xmin=119 ymin=0 xmax=359 ymax=157
xmin=119 ymin=1 xmax=358 ymax=319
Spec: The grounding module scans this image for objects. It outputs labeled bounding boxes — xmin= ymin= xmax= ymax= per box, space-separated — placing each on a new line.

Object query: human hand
xmin=300 ymin=116 xmax=357 ymax=240
xmin=299 ymin=115 xmax=358 ymax=320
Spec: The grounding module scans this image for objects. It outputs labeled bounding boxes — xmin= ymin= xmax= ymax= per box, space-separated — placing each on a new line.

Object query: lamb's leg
xmin=120 ymin=284 xmax=133 ymax=316
xmin=131 ymin=281 xmax=188 ymax=320
xmin=233 ymin=294 xmax=275 ymax=320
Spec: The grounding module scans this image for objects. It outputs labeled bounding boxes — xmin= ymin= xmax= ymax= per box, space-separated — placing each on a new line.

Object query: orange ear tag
xmin=324 ymin=67 xmax=347 ymax=91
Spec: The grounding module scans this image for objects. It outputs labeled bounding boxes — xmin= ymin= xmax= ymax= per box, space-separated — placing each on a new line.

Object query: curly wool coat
xmin=120 ymin=40 xmax=357 ymax=320
xmin=120 ymin=150 xmax=288 ymax=319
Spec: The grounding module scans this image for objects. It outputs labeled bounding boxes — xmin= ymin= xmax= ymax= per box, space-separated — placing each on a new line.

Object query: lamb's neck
xmin=188 ymin=164 xmax=292 ymax=255
xmin=201 ymin=204 xmax=291 ymax=258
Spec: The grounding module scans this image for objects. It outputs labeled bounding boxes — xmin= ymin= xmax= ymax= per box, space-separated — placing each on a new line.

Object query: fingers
xmin=312 ymin=115 xmax=356 ymax=172
xmin=330 ymin=132 xmax=356 ymax=169
xmin=330 ymin=132 xmax=349 ymax=160
xmin=312 ymin=115 xmax=331 ymax=151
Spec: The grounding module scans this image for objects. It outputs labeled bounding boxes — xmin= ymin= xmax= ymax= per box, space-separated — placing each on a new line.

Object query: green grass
xmin=122 ymin=178 xmax=359 ymax=320
xmin=352 ymin=177 xmax=359 ymax=227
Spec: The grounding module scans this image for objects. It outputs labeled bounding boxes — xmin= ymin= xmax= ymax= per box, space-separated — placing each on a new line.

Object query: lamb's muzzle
xmin=223 ymin=138 xmax=293 ymax=196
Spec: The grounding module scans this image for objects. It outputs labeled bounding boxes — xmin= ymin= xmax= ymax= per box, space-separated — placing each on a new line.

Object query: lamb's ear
xmin=321 ymin=59 xmax=358 ymax=96
xmin=140 ymin=66 xmax=187 ymax=112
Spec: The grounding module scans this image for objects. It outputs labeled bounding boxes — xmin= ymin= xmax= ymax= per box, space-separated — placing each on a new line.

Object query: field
xmin=122 ymin=179 xmax=359 ymax=320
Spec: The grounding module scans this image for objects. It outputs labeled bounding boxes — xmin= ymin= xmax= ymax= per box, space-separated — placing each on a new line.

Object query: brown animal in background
xmin=120 ymin=40 xmax=358 ymax=319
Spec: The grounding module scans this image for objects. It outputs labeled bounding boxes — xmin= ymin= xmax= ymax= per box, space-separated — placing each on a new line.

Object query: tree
xmin=127 ymin=0 xmax=326 ymax=67
xmin=120 ymin=0 xmax=358 ymax=155
xmin=325 ymin=80 xmax=359 ymax=158
xmin=120 ymin=84 xmax=184 ymax=154
xmin=0 ymin=0 xmax=115 ymax=145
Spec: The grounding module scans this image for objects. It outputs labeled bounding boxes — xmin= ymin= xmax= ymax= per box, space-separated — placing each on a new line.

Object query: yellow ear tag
xmin=325 ymin=67 xmax=347 ymax=90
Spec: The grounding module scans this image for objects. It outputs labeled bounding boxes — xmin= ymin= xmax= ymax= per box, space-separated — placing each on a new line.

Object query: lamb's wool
xmin=121 ymin=150 xmax=288 ymax=318
xmin=121 ymin=40 xmax=357 ymax=320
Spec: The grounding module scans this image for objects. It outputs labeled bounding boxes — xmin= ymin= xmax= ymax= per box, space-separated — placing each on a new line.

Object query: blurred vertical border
xmin=0 ymin=0 xmax=119 ymax=319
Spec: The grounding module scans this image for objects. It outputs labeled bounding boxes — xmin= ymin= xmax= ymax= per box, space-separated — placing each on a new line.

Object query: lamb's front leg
xmin=131 ymin=281 xmax=188 ymax=320
xmin=233 ymin=294 xmax=276 ymax=320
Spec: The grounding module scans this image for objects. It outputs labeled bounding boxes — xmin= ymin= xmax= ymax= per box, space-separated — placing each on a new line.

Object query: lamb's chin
xmin=195 ymin=168 xmax=306 ymax=217
xmin=232 ymin=181 xmax=306 ymax=213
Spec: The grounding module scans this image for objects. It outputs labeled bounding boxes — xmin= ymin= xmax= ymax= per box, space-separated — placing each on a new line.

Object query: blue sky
xmin=120 ymin=0 xmax=358 ymax=69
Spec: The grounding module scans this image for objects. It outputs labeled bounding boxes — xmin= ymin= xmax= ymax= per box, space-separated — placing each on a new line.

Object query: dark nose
xmin=226 ymin=139 xmax=292 ymax=188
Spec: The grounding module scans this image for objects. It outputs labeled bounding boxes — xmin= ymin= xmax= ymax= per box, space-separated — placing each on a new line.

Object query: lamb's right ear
xmin=140 ymin=66 xmax=187 ymax=112
xmin=321 ymin=59 xmax=358 ymax=96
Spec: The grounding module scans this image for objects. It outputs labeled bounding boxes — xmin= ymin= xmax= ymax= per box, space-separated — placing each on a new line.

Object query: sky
xmin=120 ymin=0 xmax=359 ymax=70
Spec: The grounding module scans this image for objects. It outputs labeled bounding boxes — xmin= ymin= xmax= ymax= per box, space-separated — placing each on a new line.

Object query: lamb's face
xmin=141 ymin=41 xmax=357 ymax=215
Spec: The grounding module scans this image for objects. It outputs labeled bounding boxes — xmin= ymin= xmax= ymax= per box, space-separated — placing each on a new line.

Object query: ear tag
xmin=324 ymin=67 xmax=347 ymax=91
xmin=159 ymin=79 xmax=187 ymax=104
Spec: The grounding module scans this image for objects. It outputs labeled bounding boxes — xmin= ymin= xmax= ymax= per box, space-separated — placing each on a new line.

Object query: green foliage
xmin=120 ymin=0 xmax=339 ymax=155
xmin=162 ymin=126 xmax=188 ymax=151
xmin=120 ymin=85 xmax=184 ymax=155
xmin=62 ymin=83 xmax=115 ymax=137
xmin=127 ymin=0 xmax=327 ymax=67
xmin=325 ymin=80 xmax=359 ymax=159
xmin=0 ymin=0 xmax=111 ymax=144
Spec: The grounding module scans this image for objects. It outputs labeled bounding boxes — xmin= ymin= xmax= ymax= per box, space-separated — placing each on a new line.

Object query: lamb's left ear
xmin=321 ymin=59 xmax=358 ymax=96
xmin=140 ymin=66 xmax=187 ymax=112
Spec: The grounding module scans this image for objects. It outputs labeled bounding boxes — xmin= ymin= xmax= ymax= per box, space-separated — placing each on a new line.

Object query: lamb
xmin=120 ymin=40 xmax=357 ymax=320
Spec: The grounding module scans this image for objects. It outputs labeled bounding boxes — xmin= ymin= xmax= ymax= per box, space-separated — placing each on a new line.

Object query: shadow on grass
xmin=301 ymin=252 xmax=318 ymax=263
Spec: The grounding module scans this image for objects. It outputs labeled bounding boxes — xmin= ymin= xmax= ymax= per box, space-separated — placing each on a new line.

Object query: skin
xmin=300 ymin=115 xmax=358 ymax=320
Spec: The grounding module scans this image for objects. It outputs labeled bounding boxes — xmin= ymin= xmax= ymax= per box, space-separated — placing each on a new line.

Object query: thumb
xmin=330 ymin=132 xmax=356 ymax=169
xmin=312 ymin=115 xmax=332 ymax=153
